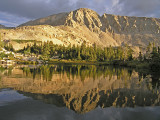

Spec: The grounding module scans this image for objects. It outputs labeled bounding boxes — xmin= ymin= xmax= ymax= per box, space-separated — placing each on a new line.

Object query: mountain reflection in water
xmin=0 ymin=65 xmax=160 ymax=113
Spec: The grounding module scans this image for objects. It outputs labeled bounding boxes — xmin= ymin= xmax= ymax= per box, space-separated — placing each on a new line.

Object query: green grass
xmin=15 ymin=59 xmax=151 ymax=70
xmin=11 ymin=39 xmax=42 ymax=44
xmin=48 ymin=59 xmax=115 ymax=65
xmin=118 ymin=61 xmax=150 ymax=69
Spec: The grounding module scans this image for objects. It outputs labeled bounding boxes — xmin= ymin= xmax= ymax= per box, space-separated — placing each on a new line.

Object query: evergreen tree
xmin=138 ymin=52 xmax=143 ymax=62
xmin=146 ymin=42 xmax=152 ymax=53
xmin=77 ymin=50 xmax=81 ymax=60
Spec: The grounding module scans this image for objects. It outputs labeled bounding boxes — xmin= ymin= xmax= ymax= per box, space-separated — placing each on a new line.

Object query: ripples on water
xmin=0 ymin=64 xmax=160 ymax=120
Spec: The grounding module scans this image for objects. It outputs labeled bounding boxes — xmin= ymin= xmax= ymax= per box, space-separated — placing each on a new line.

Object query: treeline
xmin=0 ymin=40 xmax=4 ymax=51
xmin=138 ymin=42 xmax=160 ymax=69
xmin=4 ymin=43 xmax=15 ymax=52
xmin=18 ymin=41 xmax=133 ymax=62
xmin=3 ymin=41 xmax=160 ymax=68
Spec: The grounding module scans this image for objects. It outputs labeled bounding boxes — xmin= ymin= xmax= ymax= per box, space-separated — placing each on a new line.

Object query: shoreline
xmin=15 ymin=59 xmax=150 ymax=69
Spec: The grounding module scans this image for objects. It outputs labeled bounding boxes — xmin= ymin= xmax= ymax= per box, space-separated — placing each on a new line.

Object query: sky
xmin=0 ymin=0 xmax=160 ymax=27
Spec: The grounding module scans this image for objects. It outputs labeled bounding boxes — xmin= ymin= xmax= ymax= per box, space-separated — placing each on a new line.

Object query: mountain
xmin=0 ymin=24 xmax=6 ymax=29
xmin=0 ymin=8 xmax=160 ymax=51
xmin=19 ymin=12 xmax=69 ymax=27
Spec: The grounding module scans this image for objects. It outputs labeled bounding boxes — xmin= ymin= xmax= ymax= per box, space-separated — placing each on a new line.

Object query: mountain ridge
xmin=19 ymin=8 xmax=160 ymax=35
xmin=0 ymin=24 xmax=6 ymax=28
xmin=19 ymin=12 xmax=69 ymax=27
xmin=0 ymin=8 xmax=160 ymax=53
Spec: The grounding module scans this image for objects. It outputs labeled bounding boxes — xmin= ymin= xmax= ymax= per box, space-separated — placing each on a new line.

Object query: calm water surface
xmin=0 ymin=64 xmax=160 ymax=120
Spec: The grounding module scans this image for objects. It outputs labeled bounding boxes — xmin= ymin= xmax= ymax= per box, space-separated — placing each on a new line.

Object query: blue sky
xmin=0 ymin=0 xmax=160 ymax=27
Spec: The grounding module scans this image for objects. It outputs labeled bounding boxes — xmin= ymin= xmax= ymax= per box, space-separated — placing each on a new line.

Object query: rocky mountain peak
xmin=1 ymin=8 xmax=160 ymax=52
xmin=65 ymin=8 xmax=102 ymax=32
xmin=19 ymin=8 xmax=103 ymax=33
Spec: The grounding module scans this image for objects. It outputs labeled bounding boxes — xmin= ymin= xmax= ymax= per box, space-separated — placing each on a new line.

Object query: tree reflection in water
xmin=0 ymin=65 xmax=160 ymax=113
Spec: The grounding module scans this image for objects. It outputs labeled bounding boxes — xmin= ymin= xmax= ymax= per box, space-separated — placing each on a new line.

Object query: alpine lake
xmin=0 ymin=64 xmax=160 ymax=120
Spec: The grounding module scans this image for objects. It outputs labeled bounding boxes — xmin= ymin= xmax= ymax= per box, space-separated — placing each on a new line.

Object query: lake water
xmin=0 ymin=64 xmax=160 ymax=120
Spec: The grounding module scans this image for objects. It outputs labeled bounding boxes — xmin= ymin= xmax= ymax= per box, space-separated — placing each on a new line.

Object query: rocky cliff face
xmin=0 ymin=8 xmax=160 ymax=50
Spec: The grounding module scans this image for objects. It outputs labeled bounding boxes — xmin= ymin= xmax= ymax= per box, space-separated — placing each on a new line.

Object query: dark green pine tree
xmin=138 ymin=52 xmax=143 ymax=62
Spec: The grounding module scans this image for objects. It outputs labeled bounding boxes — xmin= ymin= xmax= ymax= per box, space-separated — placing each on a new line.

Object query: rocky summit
xmin=0 ymin=8 xmax=160 ymax=51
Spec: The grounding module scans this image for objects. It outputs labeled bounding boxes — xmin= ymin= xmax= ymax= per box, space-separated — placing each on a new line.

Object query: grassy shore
xmin=47 ymin=59 xmax=112 ymax=65
xmin=16 ymin=59 xmax=150 ymax=69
